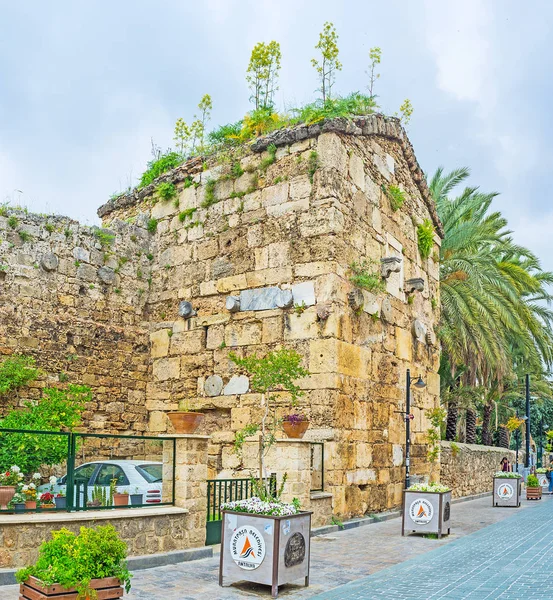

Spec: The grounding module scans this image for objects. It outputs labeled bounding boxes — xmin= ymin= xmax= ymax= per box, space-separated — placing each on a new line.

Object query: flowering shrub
xmin=408 ymin=482 xmax=450 ymax=493
xmin=494 ymin=472 xmax=522 ymax=479
xmin=0 ymin=465 xmax=23 ymax=486
xmin=21 ymin=483 xmax=37 ymax=501
xmin=284 ymin=413 xmax=307 ymax=425
xmin=40 ymin=492 xmax=55 ymax=505
xmin=221 ymin=496 xmax=300 ymax=516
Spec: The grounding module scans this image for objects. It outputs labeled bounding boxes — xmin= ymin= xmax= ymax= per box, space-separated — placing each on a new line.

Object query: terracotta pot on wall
xmin=168 ymin=412 xmax=205 ymax=434
xmin=282 ymin=420 xmax=309 ymax=439
xmin=24 ymin=500 xmax=36 ymax=510
xmin=0 ymin=485 xmax=16 ymax=510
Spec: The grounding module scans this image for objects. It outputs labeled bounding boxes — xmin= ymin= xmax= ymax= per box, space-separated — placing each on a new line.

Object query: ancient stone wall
xmin=98 ymin=114 xmax=442 ymax=517
xmin=440 ymin=441 xmax=516 ymax=499
xmin=0 ymin=212 xmax=152 ymax=432
xmin=0 ymin=510 xmax=188 ymax=569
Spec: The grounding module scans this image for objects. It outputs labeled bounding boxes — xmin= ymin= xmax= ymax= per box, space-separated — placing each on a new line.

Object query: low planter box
xmin=493 ymin=476 xmax=522 ymax=507
xmin=402 ymin=489 xmax=451 ymax=538
xmin=526 ymin=486 xmax=542 ymax=500
xmin=220 ymin=510 xmax=312 ymax=598
xmin=20 ymin=576 xmax=123 ymax=599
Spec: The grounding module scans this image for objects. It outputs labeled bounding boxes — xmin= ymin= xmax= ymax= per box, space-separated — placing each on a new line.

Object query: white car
xmin=39 ymin=460 xmax=163 ymax=505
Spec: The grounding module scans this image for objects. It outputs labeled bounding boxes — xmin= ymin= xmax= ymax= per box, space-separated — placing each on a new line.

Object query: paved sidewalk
xmin=3 ymin=495 xmax=547 ymax=599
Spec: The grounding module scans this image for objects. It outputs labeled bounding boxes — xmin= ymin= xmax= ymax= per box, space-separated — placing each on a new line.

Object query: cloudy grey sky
xmin=1 ymin=1 xmax=552 ymax=269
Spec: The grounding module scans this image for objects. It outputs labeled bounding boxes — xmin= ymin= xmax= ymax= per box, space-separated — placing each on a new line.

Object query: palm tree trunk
xmin=446 ymin=402 xmax=458 ymax=441
xmin=466 ymin=409 xmax=477 ymax=444
xmin=498 ymin=425 xmax=509 ymax=448
xmin=482 ymin=404 xmax=492 ymax=446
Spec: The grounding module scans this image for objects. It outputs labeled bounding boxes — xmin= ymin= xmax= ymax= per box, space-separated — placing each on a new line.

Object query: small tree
xmin=398 ymin=98 xmax=414 ymax=125
xmin=246 ymin=41 xmax=282 ymax=110
xmin=311 ymin=21 xmax=342 ymax=103
xmin=173 ymin=118 xmax=191 ymax=156
xmin=0 ymin=355 xmax=39 ymax=395
xmin=230 ymin=348 xmax=309 ymax=499
xmin=190 ymin=94 xmax=213 ymax=154
xmin=367 ymin=46 xmax=382 ymax=99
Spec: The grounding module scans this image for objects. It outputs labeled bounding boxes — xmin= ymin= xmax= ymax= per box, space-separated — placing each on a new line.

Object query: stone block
xmin=317 ymin=133 xmax=348 ymax=172
xmin=153 ymin=357 xmax=181 ymax=381
xmin=349 ymin=152 xmax=365 ymax=191
xmin=150 ymin=329 xmax=170 ymax=358
xmin=261 ymin=183 xmax=289 ymax=207
xmin=170 ymin=331 xmax=204 ymax=355
xmin=225 ymin=322 xmax=262 ymax=347
xmin=289 ymin=175 xmax=311 ymax=200
xmin=206 ymin=325 xmax=225 ymax=350
xmin=267 ymin=198 xmax=309 ymax=217
xmin=216 ymin=274 xmax=248 ymax=293
xmin=395 ymin=327 xmax=412 ymax=361
xmin=223 ymin=375 xmax=250 ymax=395
xmin=292 ymin=281 xmax=316 ymax=307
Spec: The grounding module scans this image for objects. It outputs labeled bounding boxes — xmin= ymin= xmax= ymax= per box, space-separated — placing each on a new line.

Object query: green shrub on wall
xmin=417 ymin=219 xmax=434 ymax=259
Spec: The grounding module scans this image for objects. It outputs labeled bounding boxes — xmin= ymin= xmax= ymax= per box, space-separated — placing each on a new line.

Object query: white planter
xmin=219 ymin=510 xmax=311 ymax=598
xmin=402 ymin=490 xmax=451 ymax=538
xmin=537 ymin=473 xmax=550 ymax=493
xmin=493 ymin=476 xmax=522 ymax=507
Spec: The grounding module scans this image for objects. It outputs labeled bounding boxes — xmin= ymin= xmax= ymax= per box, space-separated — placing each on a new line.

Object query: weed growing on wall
xmin=178 ymin=208 xmax=197 ymax=222
xmin=139 ymin=151 xmax=183 ymax=188
xmin=156 ymin=182 xmax=177 ymax=201
xmin=387 ymin=185 xmax=405 ymax=211
xmin=307 ymin=151 xmax=319 ymax=183
xmin=417 ymin=219 xmax=434 ymax=259
xmin=260 ymin=143 xmax=277 ymax=171
xmin=147 ymin=218 xmax=158 ymax=234
xmin=349 ymin=260 xmax=385 ymax=293
xmin=201 ymin=179 xmax=217 ymax=208
xmin=94 ymin=228 xmax=115 ymax=247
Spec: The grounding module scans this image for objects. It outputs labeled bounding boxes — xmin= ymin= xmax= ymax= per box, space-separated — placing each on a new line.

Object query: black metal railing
xmin=311 ymin=442 xmax=325 ymax=492
xmin=0 ymin=428 xmax=177 ymax=513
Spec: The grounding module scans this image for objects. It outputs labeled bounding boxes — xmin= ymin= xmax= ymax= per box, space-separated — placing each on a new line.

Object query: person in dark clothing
xmin=500 ymin=457 xmax=512 ymax=472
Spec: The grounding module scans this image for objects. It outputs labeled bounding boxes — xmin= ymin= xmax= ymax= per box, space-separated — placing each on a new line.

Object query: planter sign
xmin=538 ymin=474 xmax=549 ymax=493
xmin=401 ymin=490 xmax=451 ymax=538
xmin=493 ymin=477 xmax=521 ymax=507
xmin=220 ymin=510 xmax=311 ymax=598
xmin=230 ymin=525 xmax=266 ymax=570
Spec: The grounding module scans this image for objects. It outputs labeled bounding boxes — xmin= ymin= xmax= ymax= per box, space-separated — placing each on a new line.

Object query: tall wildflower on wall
xmin=367 ymin=46 xmax=382 ymax=99
xmin=190 ymin=94 xmax=213 ymax=154
xmin=246 ymin=41 xmax=282 ymax=110
xmin=173 ymin=118 xmax=191 ymax=156
xmin=311 ymin=21 xmax=342 ymax=103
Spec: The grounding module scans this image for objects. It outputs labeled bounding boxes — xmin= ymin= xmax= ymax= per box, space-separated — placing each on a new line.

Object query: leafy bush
xmin=179 ymin=208 xmax=197 ymax=222
xmin=94 ymin=228 xmax=115 ymax=247
xmin=290 ymin=92 xmax=376 ymax=125
xmin=201 ymin=179 xmax=217 ymax=208
xmin=16 ymin=525 xmax=131 ymax=596
xmin=147 ymin=218 xmax=158 ymax=233
xmin=207 ymin=121 xmax=243 ymax=148
xmin=527 ymin=474 xmax=540 ymax=487
xmin=0 ymin=355 xmax=39 ymax=395
xmin=139 ymin=152 xmax=183 ymax=188
xmin=0 ymin=384 xmax=90 ymax=472
xmin=417 ymin=219 xmax=434 ymax=259
xmin=156 ymin=182 xmax=177 ymax=201
xmin=349 ymin=260 xmax=385 ymax=293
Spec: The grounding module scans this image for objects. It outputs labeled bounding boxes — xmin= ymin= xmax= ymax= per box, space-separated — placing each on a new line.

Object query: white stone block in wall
xmin=393 ymin=444 xmax=404 ymax=466
xmin=385 ymin=153 xmax=395 ymax=175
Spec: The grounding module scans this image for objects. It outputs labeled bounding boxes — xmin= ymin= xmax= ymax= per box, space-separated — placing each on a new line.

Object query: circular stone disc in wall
xmin=40 ymin=253 xmax=59 ymax=272
xmin=204 ymin=375 xmax=224 ymax=397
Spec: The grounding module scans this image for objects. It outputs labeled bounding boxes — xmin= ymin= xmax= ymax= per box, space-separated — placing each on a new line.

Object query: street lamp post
xmin=515 ymin=412 xmax=528 ymax=473
xmin=404 ymin=369 xmax=426 ymax=490
xmin=525 ymin=374 xmax=531 ymax=468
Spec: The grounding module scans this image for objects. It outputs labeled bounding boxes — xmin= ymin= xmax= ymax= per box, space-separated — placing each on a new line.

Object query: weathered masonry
xmin=0 ymin=114 xmax=441 ymax=518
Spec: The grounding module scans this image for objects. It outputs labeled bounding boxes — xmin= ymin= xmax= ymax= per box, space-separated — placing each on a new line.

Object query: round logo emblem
xmin=539 ymin=476 xmax=548 ymax=487
xmin=497 ymin=483 xmax=514 ymax=499
xmin=230 ymin=526 xmax=266 ymax=570
xmin=409 ymin=498 xmax=433 ymax=524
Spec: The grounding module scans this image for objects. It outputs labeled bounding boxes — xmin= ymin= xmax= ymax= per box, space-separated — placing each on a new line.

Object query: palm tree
xmin=430 ymin=167 xmax=553 ymax=444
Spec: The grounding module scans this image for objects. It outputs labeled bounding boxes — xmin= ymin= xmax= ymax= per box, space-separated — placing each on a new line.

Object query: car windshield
xmin=136 ymin=464 xmax=162 ymax=483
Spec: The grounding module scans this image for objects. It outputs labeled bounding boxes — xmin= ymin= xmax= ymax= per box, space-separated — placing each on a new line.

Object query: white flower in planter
xmin=32 ymin=472 xmax=41 ymax=480
xmin=28 ymin=482 xmax=36 ymax=489
xmin=10 ymin=465 xmax=21 ymax=473
xmin=49 ymin=476 xmax=57 ymax=486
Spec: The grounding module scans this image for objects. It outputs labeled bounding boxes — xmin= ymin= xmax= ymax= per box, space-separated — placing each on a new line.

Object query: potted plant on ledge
xmin=536 ymin=468 xmax=549 ymax=493
xmin=493 ymin=471 xmax=522 ymax=507
xmin=526 ymin=474 xmax=542 ymax=500
xmin=402 ymin=482 xmax=451 ymax=539
xmin=39 ymin=492 xmax=56 ymax=510
xmin=219 ymin=348 xmax=311 ymax=598
xmin=167 ymin=399 xmax=205 ymax=434
xmin=0 ymin=465 xmax=23 ymax=509
xmin=17 ymin=524 xmax=131 ymax=600
xmin=282 ymin=412 xmax=309 ymax=439
xmin=130 ymin=487 xmax=143 ymax=506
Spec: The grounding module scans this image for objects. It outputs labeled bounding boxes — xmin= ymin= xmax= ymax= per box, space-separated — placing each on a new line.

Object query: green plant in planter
xmin=426 ymin=407 xmax=446 ymax=463
xmin=527 ymin=474 xmax=540 ymax=488
xmin=230 ymin=348 xmax=309 ymax=501
xmin=494 ymin=471 xmax=521 ymax=479
xmin=16 ymin=524 xmax=132 ymax=597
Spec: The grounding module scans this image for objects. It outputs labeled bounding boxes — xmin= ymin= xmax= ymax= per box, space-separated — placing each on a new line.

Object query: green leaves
xmin=139 ymin=151 xmax=183 ymax=188
xmin=246 ymin=41 xmax=282 ymax=110
xmin=16 ymin=524 xmax=132 ymax=596
xmin=0 ymin=384 xmax=90 ymax=473
xmin=155 ymin=182 xmax=177 ymax=201
xmin=311 ymin=22 xmax=342 ymax=102
xmin=229 ymin=348 xmax=308 ymax=402
xmin=387 ymin=185 xmax=405 ymax=211
xmin=0 ymin=355 xmax=39 ymax=395
xmin=417 ymin=219 xmax=434 ymax=259
xmin=349 ymin=260 xmax=385 ymax=294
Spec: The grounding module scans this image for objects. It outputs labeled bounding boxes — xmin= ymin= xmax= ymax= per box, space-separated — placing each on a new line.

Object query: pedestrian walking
xmin=547 ymin=467 xmax=553 ymax=493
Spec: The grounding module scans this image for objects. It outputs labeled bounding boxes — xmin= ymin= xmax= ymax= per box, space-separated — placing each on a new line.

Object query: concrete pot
xmin=220 ymin=510 xmax=312 ymax=598
xmin=402 ymin=489 xmax=451 ymax=538
xmin=0 ymin=485 xmax=16 ymax=510
xmin=130 ymin=494 xmax=143 ymax=506
xmin=168 ymin=411 xmax=205 ymax=434
xmin=493 ymin=477 xmax=522 ymax=507
xmin=54 ymin=496 xmax=66 ymax=509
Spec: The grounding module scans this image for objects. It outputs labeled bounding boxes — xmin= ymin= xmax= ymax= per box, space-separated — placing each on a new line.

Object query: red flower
xmin=40 ymin=492 xmax=54 ymax=503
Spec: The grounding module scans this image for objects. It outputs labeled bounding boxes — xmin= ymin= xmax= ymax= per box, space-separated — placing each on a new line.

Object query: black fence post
xmin=65 ymin=432 xmax=76 ymax=511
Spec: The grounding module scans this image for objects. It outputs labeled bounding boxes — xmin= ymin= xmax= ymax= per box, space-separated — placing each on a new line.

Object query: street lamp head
xmin=413 ymin=375 xmax=426 ymax=390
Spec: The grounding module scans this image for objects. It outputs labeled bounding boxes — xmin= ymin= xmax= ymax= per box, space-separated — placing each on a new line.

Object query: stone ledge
xmin=158 ymin=434 xmax=211 ymax=440
xmin=311 ymin=491 xmax=333 ymax=500
xmin=0 ymin=506 xmax=188 ymax=526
